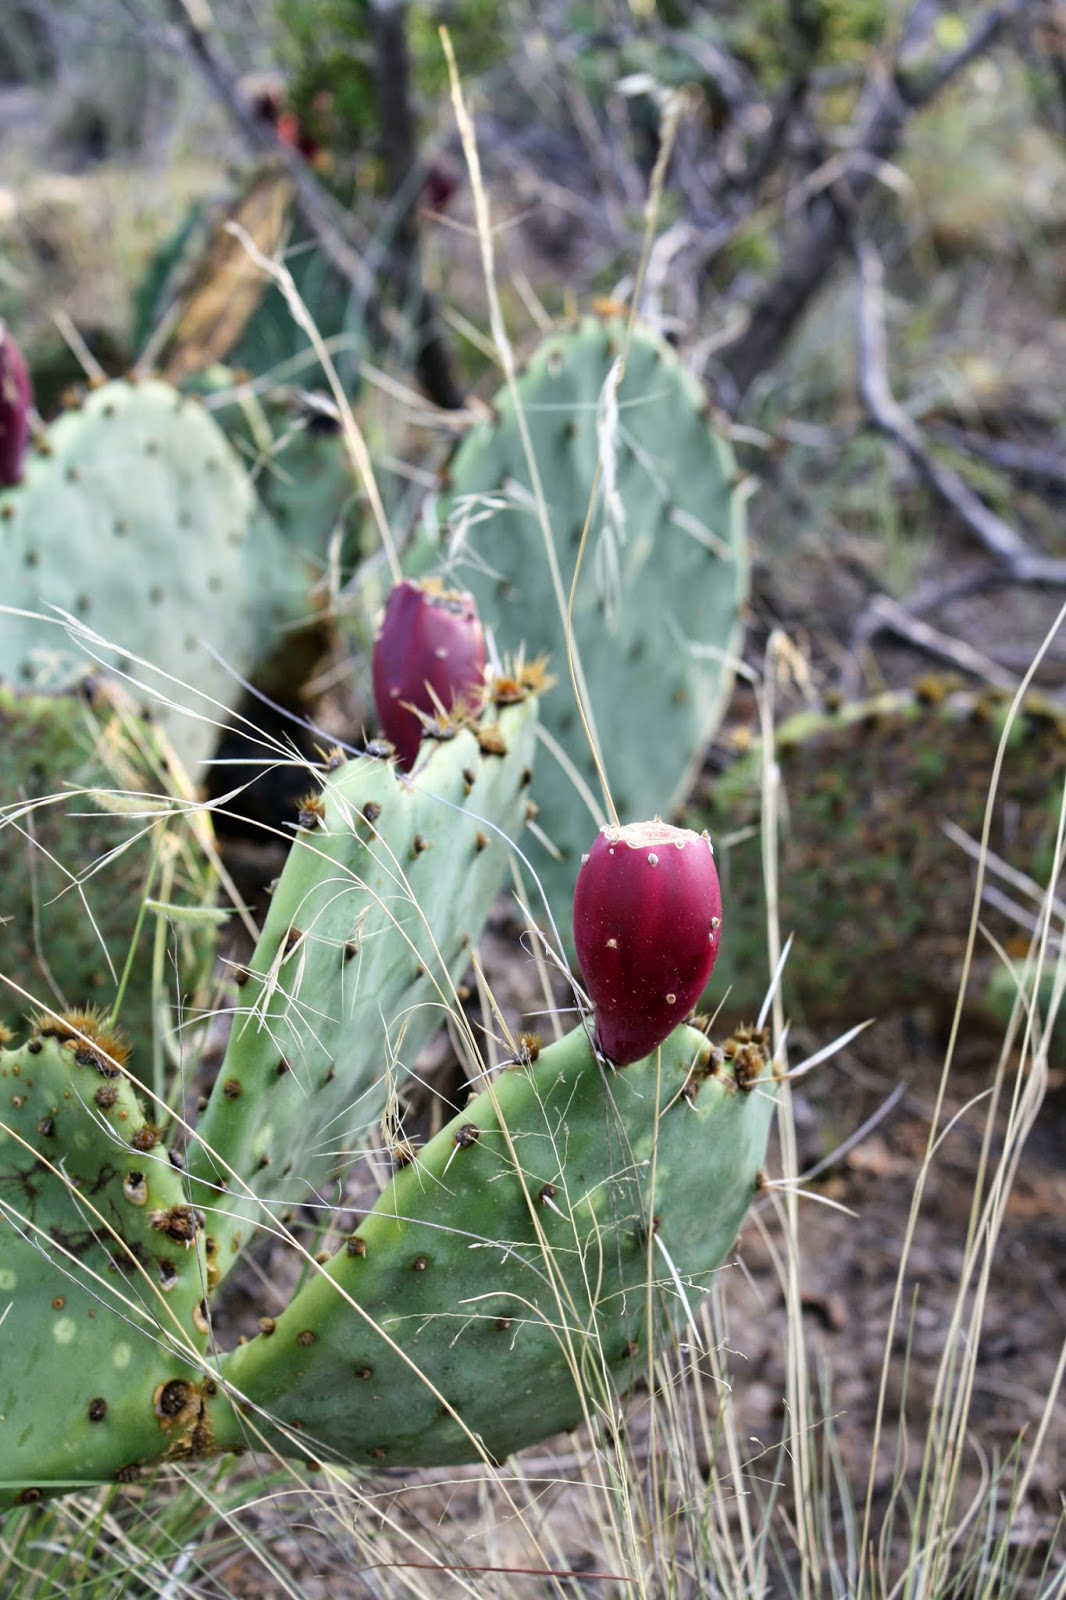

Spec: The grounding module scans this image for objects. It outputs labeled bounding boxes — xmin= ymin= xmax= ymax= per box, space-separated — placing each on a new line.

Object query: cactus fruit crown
xmin=596 ymin=817 xmax=706 ymax=850
xmin=574 ymin=817 xmax=723 ymax=1066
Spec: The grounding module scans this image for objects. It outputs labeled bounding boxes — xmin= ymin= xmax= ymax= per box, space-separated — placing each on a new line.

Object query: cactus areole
xmin=573 ymin=819 xmax=722 ymax=1065
xmin=372 ymin=579 xmax=487 ymax=770
xmin=0 ymin=324 xmax=31 ymax=487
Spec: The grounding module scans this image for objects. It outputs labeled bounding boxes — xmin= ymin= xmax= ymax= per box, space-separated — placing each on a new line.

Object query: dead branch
xmin=711 ymin=2 xmax=1015 ymax=408
xmin=843 ymin=232 xmax=1066 ymax=690
xmin=368 ymin=0 xmax=464 ymax=409
xmin=854 ymin=237 xmax=1027 ymax=567
xmin=847 ymin=594 xmax=1020 ymax=693
xmin=853 ymin=236 xmax=1066 ymax=587
xmin=928 ymin=426 xmax=1066 ymax=497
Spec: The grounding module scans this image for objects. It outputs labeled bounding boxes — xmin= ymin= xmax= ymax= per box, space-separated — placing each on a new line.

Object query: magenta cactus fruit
xmin=372 ymin=578 xmax=487 ymax=771
xmin=0 ymin=325 xmax=31 ymax=488
xmin=573 ymin=818 xmax=723 ymax=1065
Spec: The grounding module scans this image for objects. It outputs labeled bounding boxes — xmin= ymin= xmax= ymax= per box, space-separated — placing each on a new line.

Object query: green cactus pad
xmin=208 ymin=380 xmax=363 ymax=578
xmin=0 ymin=679 xmax=219 ymax=1054
xmin=205 ymin=1020 xmax=775 ymax=1469
xmin=0 ymin=1032 xmax=211 ymax=1509
xmin=0 ymin=377 xmax=312 ymax=773
xmin=136 ymin=174 xmax=361 ymax=396
xmin=435 ymin=315 xmax=748 ymax=935
xmin=186 ymin=688 xmax=541 ymax=1277
xmin=691 ymin=680 xmax=1066 ymax=1031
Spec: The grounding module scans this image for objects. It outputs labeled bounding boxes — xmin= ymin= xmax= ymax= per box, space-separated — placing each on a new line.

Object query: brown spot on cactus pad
xmin=150 ymin=1205 xmax=204 ymax=1245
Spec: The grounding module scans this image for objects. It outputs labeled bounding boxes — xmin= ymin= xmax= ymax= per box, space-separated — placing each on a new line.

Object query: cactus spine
xmin=203 ymin=1022 xmax=774 ymax=1468
xmin=186 ymin=675 xmax=542 ymax=1275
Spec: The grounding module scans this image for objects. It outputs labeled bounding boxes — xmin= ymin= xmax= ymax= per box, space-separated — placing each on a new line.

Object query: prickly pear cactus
xmin=0 ymin=1027 xmax=211 ymax=1509
xmin=186 ymin=677 xmax=542 ymax=1276
xmin=0 ymin=377 xmax=312 ymax=773
xmin=690 ymin=680 xmax=1066 ymax=1032
xmin=204 ymin=1021 xmax=776 ymax=1469
xmin=230 ymin=398 xmax=360 ymax=574
xmin=433 ymin=314 xmax=748 ymax=934
xmin=0 ymin=679 xmax=218 ymax=1056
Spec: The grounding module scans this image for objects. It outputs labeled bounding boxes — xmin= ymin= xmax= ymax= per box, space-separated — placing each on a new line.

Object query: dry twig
xmin=853 ymin=234 xmax=1066 ymax=588
xmin=844 ymin=235 xmax=1066 ymax=689
xmin=712 ymin=2 xmax=1016 ymax=406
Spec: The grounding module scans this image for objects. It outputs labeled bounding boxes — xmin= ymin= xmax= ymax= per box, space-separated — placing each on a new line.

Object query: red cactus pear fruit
xmin=573 ymin=818 xmax=722 ymax=1066
xmin=372 ymin=579 xmax=487 ymax=771
xmin=0 ymin=325 xmax=31 ymax=488
xmin=275 ymin=110 xmax=301 ymax=148
xmin=422 ymin=159 xmax=459 ymax=214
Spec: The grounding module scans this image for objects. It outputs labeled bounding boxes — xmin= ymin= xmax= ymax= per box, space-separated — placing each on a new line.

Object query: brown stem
xmin=369 ymin=0 xmax=464 ymax=409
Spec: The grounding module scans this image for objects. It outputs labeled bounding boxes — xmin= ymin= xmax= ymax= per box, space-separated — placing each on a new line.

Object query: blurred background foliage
xmin=2 ymin=0 xmax=1066 ymax=692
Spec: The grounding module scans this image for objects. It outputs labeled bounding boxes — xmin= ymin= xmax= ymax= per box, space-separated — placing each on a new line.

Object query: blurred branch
xmin=854 ymin=238 xmax=1027 ymax=566
xmin=145 ymin=0 xmax=398 ymax=360
xmin=845 ymin=234 xmax=1066 ymax=691
xmin=368 ymin=0 xmax=464 ymax=408
xmin=1016 ymin=2 xmax=1066 ymax=138
xmin=158 ymin=0 xmax=384 ymax=317
xmin=929 ymin=426 xmax=1066 ymax=498
xmin=658 ymin=27 xmax=760 ymax=117
xmin=711 ymin=2 xmax=1015 ymax=408
xmin=159 ymin=0 xmax=463 ymax=406
xmin=847 ymin=593 xmax=1020 ymax=693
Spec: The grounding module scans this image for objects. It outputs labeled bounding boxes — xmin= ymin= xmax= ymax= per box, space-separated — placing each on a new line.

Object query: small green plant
xmin=0 ymin=678 xmax=219 ymax=1069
